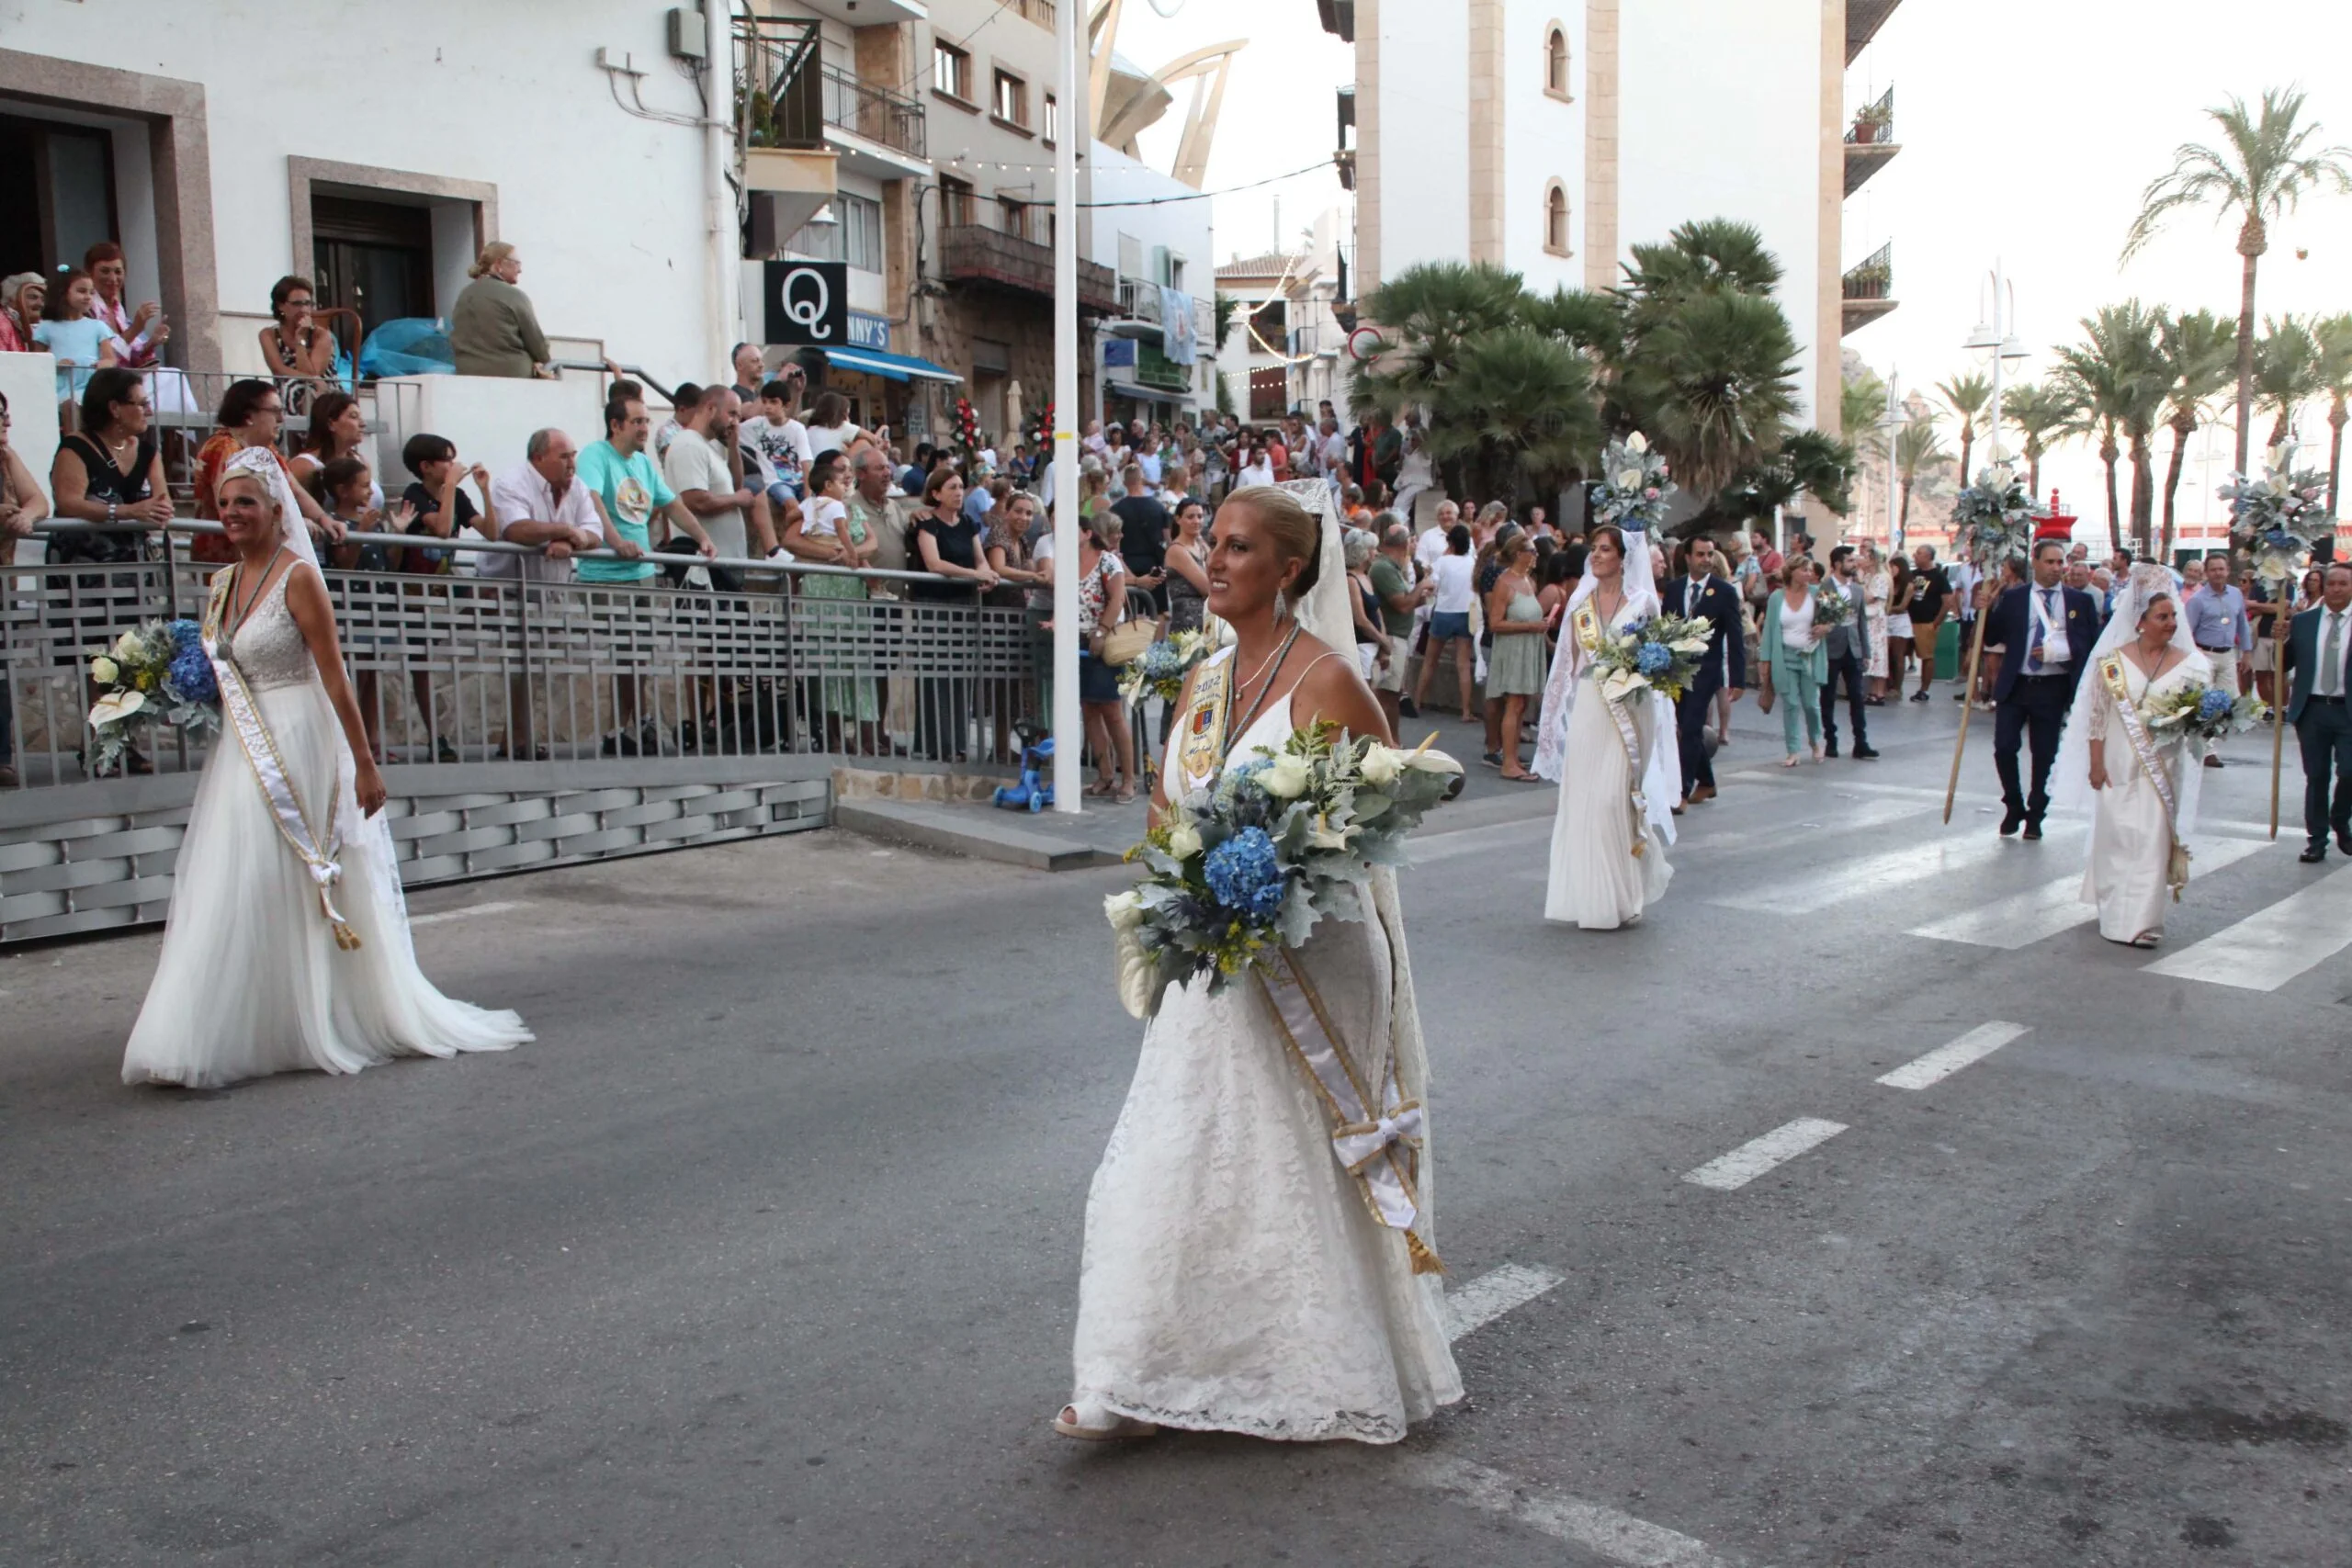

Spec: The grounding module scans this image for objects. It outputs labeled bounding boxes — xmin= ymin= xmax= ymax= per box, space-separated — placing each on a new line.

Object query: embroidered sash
xmin=1176 ymin=646 xmax=1233 ymax=786
xmin=1574 ymin=602 xmax=1651 ymax=859
xmin=1255 ymin=946 xmax=1442 ymax=1275
xmin=2101 ymin=654 xmax=2190 ymax=900
xmin=203 ymin=569 xmax=362 ymax=949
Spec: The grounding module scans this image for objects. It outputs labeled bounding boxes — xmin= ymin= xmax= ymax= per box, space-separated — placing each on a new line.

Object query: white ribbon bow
xmin=1332 ymin=1102 xmax=1426 ymax=1175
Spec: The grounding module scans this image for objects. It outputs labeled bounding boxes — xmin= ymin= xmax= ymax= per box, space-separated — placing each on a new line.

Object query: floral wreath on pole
xmin=1589 ymin=432 xmax=1675 ymax=530
xmin=953 ymin=396 xmax=981 ymax=461
xmin=2222 ymin=446 xmax=2332 ymax=585
xmin=1951 ymin=461 xmax=2044 ymax=569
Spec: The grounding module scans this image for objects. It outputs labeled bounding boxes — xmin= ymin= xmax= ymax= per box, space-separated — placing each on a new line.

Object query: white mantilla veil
xmin=1276 ymin=476 xmax=1355 ymax=658
xmin=1530 ymin=520 xmax=1679 ymax=840
xmin=2050 ymin=562 xmax=2206 ymax=831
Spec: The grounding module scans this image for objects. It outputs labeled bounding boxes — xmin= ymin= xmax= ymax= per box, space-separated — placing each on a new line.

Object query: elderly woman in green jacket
xmin=1759 ymin=558 xmax=1827 ymax=767
xmin=449 ymin=243 xmax=552 ymax=378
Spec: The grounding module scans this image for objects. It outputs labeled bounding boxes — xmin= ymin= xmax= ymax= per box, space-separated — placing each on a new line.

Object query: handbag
xmin=1097 ymin=617 xmax=1155 ymax=668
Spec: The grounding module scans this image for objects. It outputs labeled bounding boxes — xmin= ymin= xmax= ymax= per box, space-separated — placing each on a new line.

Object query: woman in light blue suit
xmin=1759 ymin=558 xmax=1827 ymax=766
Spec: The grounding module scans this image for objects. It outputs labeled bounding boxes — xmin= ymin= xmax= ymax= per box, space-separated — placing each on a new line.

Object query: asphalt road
xmin=3 ymin=694 xmax=2347 ymax=1567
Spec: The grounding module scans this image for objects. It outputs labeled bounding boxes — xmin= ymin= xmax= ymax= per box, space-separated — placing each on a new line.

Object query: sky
xmin=1102 ymin=0 xmax=2352 ymax=541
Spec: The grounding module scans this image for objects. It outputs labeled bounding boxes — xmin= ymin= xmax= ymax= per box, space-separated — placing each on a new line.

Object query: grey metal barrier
xmin=4 ymin=523 xmax=1045 ymax=789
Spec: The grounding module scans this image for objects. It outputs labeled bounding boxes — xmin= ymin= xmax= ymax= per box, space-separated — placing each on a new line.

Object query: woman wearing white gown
xmin=121 ymin=452 xmax=528 ymax=1088
xmin=1532 ymin=524 xmax=1676 ymax=930
xmin=2053 ymin=567 xmax=2211 ymax=949
xmin=1060 ymin=483 xmax=1462 ymax=1443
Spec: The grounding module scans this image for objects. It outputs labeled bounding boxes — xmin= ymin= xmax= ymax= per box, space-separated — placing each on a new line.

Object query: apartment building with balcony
xmin=1325 ymin=0 xmax=1908 ymax=441
xmin=1091 ymin=142 xmax=1215 ymax=430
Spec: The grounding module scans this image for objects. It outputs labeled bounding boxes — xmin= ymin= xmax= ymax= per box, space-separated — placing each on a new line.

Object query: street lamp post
xmin=1050 ymin=0 xmax=1080 ymax=813
xmin=1962 ymin=259 xmax=2030 ymax=484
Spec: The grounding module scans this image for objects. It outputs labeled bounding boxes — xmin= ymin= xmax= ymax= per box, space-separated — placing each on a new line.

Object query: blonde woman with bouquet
xmin=1061 ymin=483 xmax=1461 ymax=1444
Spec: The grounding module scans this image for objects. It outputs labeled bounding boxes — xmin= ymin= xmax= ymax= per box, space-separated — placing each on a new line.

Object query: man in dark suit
xmin=1816 ymin=545 xmax=1879 ymax=760
xmin=2280 ymin=558 xmax=2352 ymax=863
xmin=1986 ymin=538 xmax=2103 ymax=839
xmin=1662 ymin=536 xmax=1746 ymax=807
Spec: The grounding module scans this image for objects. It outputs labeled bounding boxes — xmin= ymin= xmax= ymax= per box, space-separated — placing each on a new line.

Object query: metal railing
xmin=1846 ymin=84 xmax=1894 ymax=144
xmin=737 ymin=15 xmax=825 ymax=151
xmin=1843 ymin=243 xmax=1894 ymax=301
xmin=4 ymin=524 xmax=1062 ymax=792
xmin=820 ymin=62 xmax=927 ymax=159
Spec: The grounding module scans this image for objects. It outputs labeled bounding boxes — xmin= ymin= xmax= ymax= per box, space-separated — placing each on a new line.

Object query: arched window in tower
xmin=1544 ymin=181 xmax=1570 ymax=254
xmin=1544 ymin=26 xmax=1571 ymax=97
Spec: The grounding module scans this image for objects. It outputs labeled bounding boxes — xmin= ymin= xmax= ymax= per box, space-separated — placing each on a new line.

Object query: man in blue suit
xmin=2280 ymin=559 xmax=2352 ymax=863
xmin=1986 ymin=538 xmax=2103 ymax=839
xmin=1662 ymin=536 xmax=1746 ymax=806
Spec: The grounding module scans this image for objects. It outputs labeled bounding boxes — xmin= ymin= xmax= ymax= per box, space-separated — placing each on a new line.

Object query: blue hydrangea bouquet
xmin=86 ymin=618 xmax=219 ymax=771
xmin=1589 ymin=613 xmax=1711 ymax=705
xmin=1103 ymin=724 xmax=1463 ymax=1019
xmin=2142 ymin=679 xmax=2265 ymax=745
xmin=1117 ymin=627 xmax=1214 ymax=705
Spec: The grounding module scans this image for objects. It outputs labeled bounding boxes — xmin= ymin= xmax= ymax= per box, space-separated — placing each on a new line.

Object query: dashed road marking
xmin=1442 ymin=1263 xmax=1564 ymax=1341
xmin=1406 ymin=1454 xmax=1736 ymax=1567
xmin=408 ymin=899 xmax=523 ymax=928
xmin=1909 ymin=836 xmax=2268 ymax=949
xmin=1876 ymin=1021 xmax=2030 ymax=1090
xmin=1681 ymin=1117 xmax=1848 ymax=1190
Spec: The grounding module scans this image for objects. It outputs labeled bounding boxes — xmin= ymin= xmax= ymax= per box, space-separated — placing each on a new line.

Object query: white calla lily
xmin=1625 ymin=431 xmax=1648 ymax=454
xmin=90 ymin=689 xmax=146 ymax=727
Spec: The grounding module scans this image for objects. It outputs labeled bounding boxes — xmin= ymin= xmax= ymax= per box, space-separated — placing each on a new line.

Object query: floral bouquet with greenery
xmin=1103 ymin=725 xmax=1463 ymax=1019
xmin=86 ymin=619 xmax=219 ymax=771
xmin=1589 ymin=612 xmax=1711 ymax=704
xmin=1951 ymin=461 xmax=2042 ymax=570
xmin=2222 ymin=447 xmax=2332 ymax=585
xmin=1809 ymin=583 xmax=1857 ymax=632
xmin=1118 ymin=628 xmax=1214 ymax=705
xmin=2142 ymin=679 xmax=2266 ymax=745
xmin=1589 ymin=431 xmax=1676 ymax=531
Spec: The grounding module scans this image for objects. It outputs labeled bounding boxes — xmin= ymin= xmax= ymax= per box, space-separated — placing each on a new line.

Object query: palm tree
xmin=2314 ymin=312 xmax=2352 ymax=515
xmin=2154 ymin=308 xmax=2239 ymax=556
xmin=1894 ymin=416 xmax=1948 ymax=535
xmin=1842 ymin=368 xmax=1891 ymax=460
xmin=1612 ymin=288 xmax=1803 ymax=497
xmin=1936 ymin=371 xmax=1993 ymax=491
xmin=2122 ymin=86 xmax=2352 ymax=473
xmin=1419 ymin=325 xmax=1603 ymax=511
xmin=2053 ymin=302 xmax=2169 ymax=553
xmin=1348 ymin=260 xmax=1530 ymax=417
xmin=2002 ymin=379 xmax=2084 ymax=501
xmin=2252 ymin=313 xmax=2324 ymax=451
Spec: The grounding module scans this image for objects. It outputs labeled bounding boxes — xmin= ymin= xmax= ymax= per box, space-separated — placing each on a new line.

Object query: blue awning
xmin=820 ymin=345 xmax=962 ymax=384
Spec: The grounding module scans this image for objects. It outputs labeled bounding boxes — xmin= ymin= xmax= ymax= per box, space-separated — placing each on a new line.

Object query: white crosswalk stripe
xmin=2143 ymin=863 xmax=2352 ymax=991
xmin=1714 ymin=829 xmax=2078 ymax=916
xmin=1908 ymin=836 xmax=2271 ymax=949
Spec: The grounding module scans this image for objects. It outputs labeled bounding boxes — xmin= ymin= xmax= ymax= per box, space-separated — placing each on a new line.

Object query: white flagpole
xmin=1050 ymin=0 xmax=1082 ymax=812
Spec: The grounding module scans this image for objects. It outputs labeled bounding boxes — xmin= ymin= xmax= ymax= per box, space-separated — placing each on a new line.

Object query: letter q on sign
xmin=762 ymin=260 xmax=850 ymax=348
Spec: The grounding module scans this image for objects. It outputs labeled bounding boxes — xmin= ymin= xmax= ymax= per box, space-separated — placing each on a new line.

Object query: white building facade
xmin=1332 ymin=0 xmax=1906 ymax=438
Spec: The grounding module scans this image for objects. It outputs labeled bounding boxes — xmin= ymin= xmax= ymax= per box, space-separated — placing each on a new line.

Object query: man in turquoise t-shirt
xmin=576 ymin=396 xmax=715 ymax=754
xmin=577 ymin=395 xmax=713 ymax=584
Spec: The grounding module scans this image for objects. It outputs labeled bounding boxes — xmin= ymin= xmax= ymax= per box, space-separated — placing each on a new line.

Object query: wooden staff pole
xmin=1941 ymin=605 xmax=1994 ymax=825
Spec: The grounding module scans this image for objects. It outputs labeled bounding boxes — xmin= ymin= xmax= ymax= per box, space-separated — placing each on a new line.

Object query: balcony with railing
xmin=1843 ymin=84 xmax=1897 ymax=196
xmin=941 ymin=224 xmax=1119 ymax=313
xmin=1842 ymin=242 xmax=1897 ymax=334
xmin=737 ymin=19 xmax=927 ymax=188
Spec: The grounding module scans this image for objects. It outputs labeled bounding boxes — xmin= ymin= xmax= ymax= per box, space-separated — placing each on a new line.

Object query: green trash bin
xmin=1934 ymin=620 xmax=1962 ymax=682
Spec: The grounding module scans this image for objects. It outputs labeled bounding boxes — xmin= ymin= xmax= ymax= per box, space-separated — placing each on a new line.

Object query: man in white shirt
xmin=485 ymin=427 xmax=605 ymax=755
xmin=662 ymin=386 xmax=762 ymax=565
xmin=1317 ymin=416 xmax=1347 ymax=481
xmin=1415 ymin=499 xmax=1459 ymax=577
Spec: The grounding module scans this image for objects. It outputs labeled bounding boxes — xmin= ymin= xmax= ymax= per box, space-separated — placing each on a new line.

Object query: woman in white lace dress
xmin=1061 ymin=483 xmax=1462 ymax=1443
xmin=121 ymin=453 xmax=528 ymax=1089
xmin=2052 ymin=569 xmax=2211 ymax=948
xmin=1531 ymin=524 xmax=1677 ymax=930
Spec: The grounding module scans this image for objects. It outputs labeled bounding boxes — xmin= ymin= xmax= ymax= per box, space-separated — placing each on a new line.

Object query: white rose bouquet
xmin=85 ymin=618 xmax=219 ymax=772
xmin=1104 ymin=724 xmax=1463 ymax=1018
xmin=1588 ymin=612 xmax=1712 ymax=704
